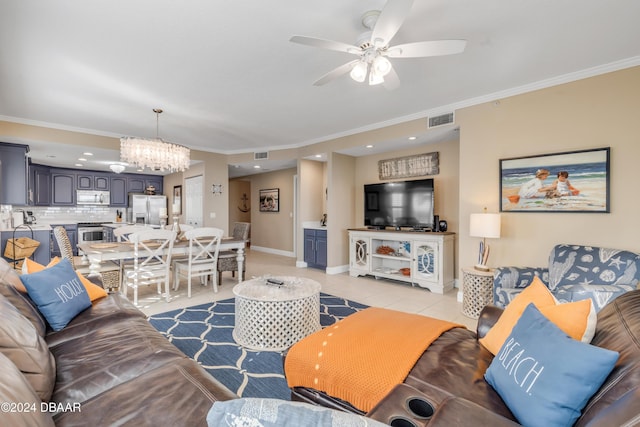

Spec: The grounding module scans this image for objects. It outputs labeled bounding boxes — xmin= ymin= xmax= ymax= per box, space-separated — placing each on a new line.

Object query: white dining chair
xmin=173 ymin=227 xmax=224 ymax=297
xmin=113 ymin=224 xmax=150 ymax=242
xmin=112 ymin=224 xmax=150 ymax=288
xmin=122 ymin=228 xmax=177 ymax=306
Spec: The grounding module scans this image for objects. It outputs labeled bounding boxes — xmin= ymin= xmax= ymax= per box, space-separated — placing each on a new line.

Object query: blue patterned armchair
xmin=493 ymin=244 xmax=640 ymax=311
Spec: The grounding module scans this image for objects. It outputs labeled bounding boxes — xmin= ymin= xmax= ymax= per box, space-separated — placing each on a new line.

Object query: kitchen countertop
xmin=302 ymin=221 xmax=326 ymax=231
xmin=102 ymin=222 xmax=135 ymax=228
xmin=1 ymin=221 xmax=125 ymax=232
xmin=0 ymin=224 xmax=52 ymax=232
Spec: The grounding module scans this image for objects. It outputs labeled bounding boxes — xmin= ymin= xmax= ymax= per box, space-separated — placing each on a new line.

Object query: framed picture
xmin=500 ymin=147 xmax=610 ymax=213
xmin=173 ymin=185 xmax=182 ymax=215
xmin=259 ymin=188 xmax=279 ymax=212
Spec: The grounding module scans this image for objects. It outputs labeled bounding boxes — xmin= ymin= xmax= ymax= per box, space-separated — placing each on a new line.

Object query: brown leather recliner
xmin=0 ymin=257 xmax=237 ymax=427
xmin=288 ymin=291 xmax=640 ymax=427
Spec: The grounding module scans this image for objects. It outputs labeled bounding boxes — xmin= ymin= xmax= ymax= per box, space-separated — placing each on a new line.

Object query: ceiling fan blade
xmin=382 ymin=67 xmax=400 ymax=90
xmin=313 ymin=60 xmax=360 ymax=86
xmin=386 ymin=40 xmax=467 ymax=58
xmin=370 ymin=0 xmax=414 ymax=47
xmin=290 ymin=35 xmax=361 ymax=55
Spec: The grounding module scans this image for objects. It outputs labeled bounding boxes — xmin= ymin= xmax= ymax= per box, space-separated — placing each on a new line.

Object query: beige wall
xmin=457 ymin=66 xmax=640 ymax=271
xmin=189 ymin=152 xmax=230 ymax=232
xmin=327 ymin=153 xmax=356 ymax=269
xmin=0 ymin=121 xmax=118 ymax=150
xmin=228 ymin=179 xmax=251 ymax=229
xmin=247 ymin=167 xmax=296 ymax=254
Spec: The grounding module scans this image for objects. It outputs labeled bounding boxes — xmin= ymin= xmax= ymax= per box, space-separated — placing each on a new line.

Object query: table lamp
xmin=469 ymin=209 xmax=501 ymax=271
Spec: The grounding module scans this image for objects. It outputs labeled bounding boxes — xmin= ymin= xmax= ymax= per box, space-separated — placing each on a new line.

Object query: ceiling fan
xmin=290 ymin=0 xmax=466 ymax=89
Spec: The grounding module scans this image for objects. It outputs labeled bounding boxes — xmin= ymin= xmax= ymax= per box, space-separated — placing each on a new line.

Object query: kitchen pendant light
xmin=120 ymin=108 xmax=190 ymax=172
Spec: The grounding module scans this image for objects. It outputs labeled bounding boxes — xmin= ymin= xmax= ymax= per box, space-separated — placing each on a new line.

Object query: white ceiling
xmin=1 ymin=1 xmax=639 ymax=177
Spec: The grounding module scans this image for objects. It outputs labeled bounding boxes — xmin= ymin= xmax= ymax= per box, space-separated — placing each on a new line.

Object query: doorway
xmin=185 ymin=175 xmax=203 ymax=227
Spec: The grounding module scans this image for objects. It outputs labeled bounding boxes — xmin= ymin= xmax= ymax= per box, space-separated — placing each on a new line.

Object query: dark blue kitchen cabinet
xmin=0 ymin=143 xmax=29 ymax=205
xmin=19 ymin=160 xmax=163 ymax=208
xmin=29 ymin=164 xmax=51 ymax=206
xmin=78 ymin=172 xmax=110 ymax=190
xmin=51 ymin=171 xmax=76 ymax=206
xmin=127 ymin=176 xmax=145 ymax=193
xmin=145 ymin=176 xmax=163 ymax=194
xmin=304 ymin=228 xmax=327 ymax=269
xmin=110 ymin=176 xmax=127 ymax=207
xmin=127 ymin=174 xmax=164 ymax=196
xmin=94 ymin=174 xmax=110 ymax=191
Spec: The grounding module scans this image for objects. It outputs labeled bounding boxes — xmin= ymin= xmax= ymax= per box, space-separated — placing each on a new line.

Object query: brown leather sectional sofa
xmin=289 ymin=290 xmax=640 ymax=427
xmin=0 ymin=262 xmax=236 ymax=427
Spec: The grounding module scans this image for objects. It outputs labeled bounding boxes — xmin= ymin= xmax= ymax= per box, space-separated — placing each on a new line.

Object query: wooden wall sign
xmin=378 ymin=152 xmax=439 ymax=180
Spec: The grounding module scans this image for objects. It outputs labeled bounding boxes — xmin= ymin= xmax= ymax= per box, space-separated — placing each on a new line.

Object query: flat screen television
xmin=364 ymin=178 xmax=435 ymax=230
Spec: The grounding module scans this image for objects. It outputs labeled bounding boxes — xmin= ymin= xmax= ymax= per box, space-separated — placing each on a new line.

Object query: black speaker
xmin=438 ymin=220 xmax=448 ymax=232
xmin=433 ymin=215 xmax=440 ymax=232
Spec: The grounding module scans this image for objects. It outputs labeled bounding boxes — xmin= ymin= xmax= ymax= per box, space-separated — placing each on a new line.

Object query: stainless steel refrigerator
xmin=127 ymin=194 xmax=167 ymax=226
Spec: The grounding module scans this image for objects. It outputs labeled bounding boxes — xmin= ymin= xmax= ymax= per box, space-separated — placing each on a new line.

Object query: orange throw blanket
xmin=284 ymin=307 xmax=462 ymax=412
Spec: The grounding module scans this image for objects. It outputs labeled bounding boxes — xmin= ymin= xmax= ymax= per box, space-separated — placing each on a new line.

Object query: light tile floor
xmin=136 ymin=249 xmax=478 ymax=330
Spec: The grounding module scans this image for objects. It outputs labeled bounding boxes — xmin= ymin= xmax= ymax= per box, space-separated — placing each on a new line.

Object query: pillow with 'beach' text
xmin=484 ymin=303 xmax=618 ymax=427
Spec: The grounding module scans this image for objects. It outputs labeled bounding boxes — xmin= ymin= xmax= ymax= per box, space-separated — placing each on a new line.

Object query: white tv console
xmin=348 ymin=228 xmax=455 ymax=294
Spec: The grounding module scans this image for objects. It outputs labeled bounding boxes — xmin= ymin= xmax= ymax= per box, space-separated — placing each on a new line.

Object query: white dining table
xmin=77 ymin=238 xmax=247 ymax=283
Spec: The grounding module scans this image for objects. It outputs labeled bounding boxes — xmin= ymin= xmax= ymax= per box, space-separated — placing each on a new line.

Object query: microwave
xmin=76 ymin=190 xmax=110 ymax=205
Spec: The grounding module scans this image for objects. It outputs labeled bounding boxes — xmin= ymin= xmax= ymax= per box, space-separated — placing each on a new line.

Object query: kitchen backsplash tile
xmin=24 ymin=206 xmax=119 ymax=224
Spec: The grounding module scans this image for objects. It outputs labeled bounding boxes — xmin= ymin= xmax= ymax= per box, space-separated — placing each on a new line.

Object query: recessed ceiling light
xmin=75 ymin=163 xmax=83 ymax=167
xmin=253 ymin=165 xmax=261 ymax=169
xmin=315 ymin=154 xmax=322 ymax=158
xmin=83 ymin=152 xmax=93 ymax=156
xmin=78 ymin=157 xmax=87 ymax=161
xmin=408 ymin=136 xmax=417 ymax=140
xmin=365 ymin=144 xmax=374 ymax=148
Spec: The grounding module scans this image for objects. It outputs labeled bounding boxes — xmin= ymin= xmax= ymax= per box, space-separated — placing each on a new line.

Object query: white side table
xmin=461 ymin=267 xmax=495 ymax=319
xmin=233 ymin=276 xmax=321 ymax=351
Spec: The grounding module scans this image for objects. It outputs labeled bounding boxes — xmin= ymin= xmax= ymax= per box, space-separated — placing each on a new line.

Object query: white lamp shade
xmin=470 ymin=213 xmax=501 ymax=239
xmin=350 ymin=62 xmax=368 ymax=82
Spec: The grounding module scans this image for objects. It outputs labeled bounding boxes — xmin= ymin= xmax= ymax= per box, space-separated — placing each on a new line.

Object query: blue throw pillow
xmin=20 ymin=258 xmax=91 ymax=331
xmin=485 ymin=303 xmax=618 ymax=427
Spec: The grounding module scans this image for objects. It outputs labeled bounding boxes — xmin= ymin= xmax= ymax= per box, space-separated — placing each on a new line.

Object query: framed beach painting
xmin=500 ymin=147 xmax=610 ymax=213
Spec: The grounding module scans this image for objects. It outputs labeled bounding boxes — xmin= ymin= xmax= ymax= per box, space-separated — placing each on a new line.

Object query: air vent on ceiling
xmin=428 ymin=112 xmax=455 ymax=128
xmin=254 ymin=151 xmax=269 ymax=160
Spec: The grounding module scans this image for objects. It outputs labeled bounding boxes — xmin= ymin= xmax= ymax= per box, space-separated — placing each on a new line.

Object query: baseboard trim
xmin=296 ymin=260 xmax=308 ymax=268
xmin=250 ymin=246 xmax=296 ymax=258
xmin=326 ymin=265 xmax=349 ymax=275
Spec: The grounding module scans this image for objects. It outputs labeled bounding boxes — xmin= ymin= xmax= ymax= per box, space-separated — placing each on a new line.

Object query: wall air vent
xmin=254 ymin=151 xmax=269 ymax=160
xmin=428 ymin=112 xmax=455 ymax=128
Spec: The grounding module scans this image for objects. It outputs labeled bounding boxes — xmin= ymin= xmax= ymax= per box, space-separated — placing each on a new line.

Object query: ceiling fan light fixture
xmin=368 ymin=68 xmax=385 ymax=86
xmin=372 ymin=55 xmax=392 ymax=76
xmin=350 ymin=61 xmax=368 ymax=82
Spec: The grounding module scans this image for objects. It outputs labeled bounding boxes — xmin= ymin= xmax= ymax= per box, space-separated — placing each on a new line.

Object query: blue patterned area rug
xmin=148 ymin=293 xmax=368 ymax=400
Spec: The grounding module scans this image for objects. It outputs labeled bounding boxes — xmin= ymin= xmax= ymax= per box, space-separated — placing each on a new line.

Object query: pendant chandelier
xmin=120 ymin=108 xmax=190 ymax=172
